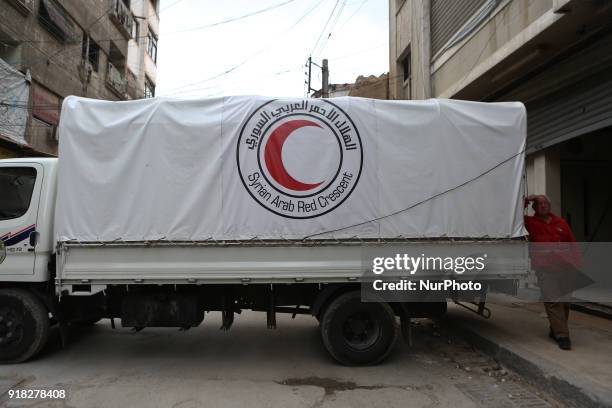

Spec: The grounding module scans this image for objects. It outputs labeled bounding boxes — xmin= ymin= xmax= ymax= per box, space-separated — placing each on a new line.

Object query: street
xmin=0 ymin=312 xmax=559 ymax=408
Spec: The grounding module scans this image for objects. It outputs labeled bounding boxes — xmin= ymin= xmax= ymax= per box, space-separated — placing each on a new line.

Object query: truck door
xmin=0 ymin=163 xmax=43 ymax=276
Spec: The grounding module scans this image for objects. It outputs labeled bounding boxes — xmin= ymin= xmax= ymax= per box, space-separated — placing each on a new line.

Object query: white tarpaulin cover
xmin=55 ymin=96 xmax=526 ymax=242
xmin=0 ymin=59 xmax=30 ymax=145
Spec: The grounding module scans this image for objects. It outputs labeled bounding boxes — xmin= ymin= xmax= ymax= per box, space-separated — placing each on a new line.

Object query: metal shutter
xmin=430 ymin=0 xmax=487 ymax=56
xmin=526 ymin=33 xmax=612 ymax=153
xmin=527 ymin=70 xmax=612 ymax=153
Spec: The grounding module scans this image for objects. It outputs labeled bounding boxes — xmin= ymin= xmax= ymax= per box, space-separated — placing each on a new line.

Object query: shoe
xmin=555 ymin=337 xmax=572 ymax=350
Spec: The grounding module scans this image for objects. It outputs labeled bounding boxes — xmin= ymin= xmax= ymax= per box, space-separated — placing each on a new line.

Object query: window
xmin=108 ymin=41 xmax=125 ymax=70
xmin=401 ymin=51 xmax=411 ymax=83
xmin=144 ymin=76 xmax=155 ymax=98
xmin=131 ymin=19 xmax=139 ymax=40
xmin=106 ymin=42 xmax=127 ymax=95
xmin=82 ymin=35 xmax=100 ymax=72
xmin=399 ymin=47 xmax=411 ymax=99
xmin=0 ymin=32 xmax=22 ymax=68
xmin=147 ymin=28 xmax=157 ymax=63
xmin=0 ymin=167 xmax=37 ymax=221
xmin=31 ymin=117 xmax=56 ymax=141
xmin=38 ymin=0 xmax=77 ymax=42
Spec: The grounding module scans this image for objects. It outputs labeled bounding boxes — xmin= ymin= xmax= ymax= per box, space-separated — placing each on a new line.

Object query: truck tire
xmin=320 ymin=291 xmax=397 ymax=366
xmin=0 ymin=289 xmax=50 ymax=363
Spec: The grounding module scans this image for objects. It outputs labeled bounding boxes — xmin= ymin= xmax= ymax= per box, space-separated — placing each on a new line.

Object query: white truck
xmin=0 ymin=96 xmax=528 ymax=365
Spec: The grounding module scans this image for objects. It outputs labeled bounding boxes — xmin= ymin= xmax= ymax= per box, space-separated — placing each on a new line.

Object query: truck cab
xmin=0 ymin=158 xmax=57 ymax=283
xmin=0 ymin=159 xmax=57 ymax=363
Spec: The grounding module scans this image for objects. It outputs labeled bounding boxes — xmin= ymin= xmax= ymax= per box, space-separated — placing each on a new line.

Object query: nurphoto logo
xmin=237 ymin=99 xmax=363 ymax=219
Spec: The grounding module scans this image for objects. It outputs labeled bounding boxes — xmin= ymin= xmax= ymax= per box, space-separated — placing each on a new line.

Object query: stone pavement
xmin=0 ymin=311 xmax=561 ymax=408
xmin=443 ymin=296 xmax=612 ymax=408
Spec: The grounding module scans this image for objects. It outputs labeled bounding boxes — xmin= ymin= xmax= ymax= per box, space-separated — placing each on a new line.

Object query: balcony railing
xmin=106 ymin=61 xmax=127 ymax=96
xmin=110 ymin=0 xmax=136 ymax=39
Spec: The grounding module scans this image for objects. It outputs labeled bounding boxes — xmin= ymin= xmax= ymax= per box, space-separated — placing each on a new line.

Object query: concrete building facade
xmin=0 ymin=0 xmax=159 ymax=157
xmin=389 ymin=0 xmax=612 ymax=241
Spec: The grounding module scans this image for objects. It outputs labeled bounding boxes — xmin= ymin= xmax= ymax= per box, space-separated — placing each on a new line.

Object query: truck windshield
xmin=0 ymin=167 xmax=37 ymax=221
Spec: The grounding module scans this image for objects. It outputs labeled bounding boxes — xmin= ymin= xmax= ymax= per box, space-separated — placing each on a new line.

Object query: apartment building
xmin=0 ymin=0 xmax=160 ymax=157
xmin=389 ymin=0 xmax=612 ymax=241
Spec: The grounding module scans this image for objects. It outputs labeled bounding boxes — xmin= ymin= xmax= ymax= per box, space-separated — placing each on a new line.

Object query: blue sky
xmin=156 ymin=0 xmax=389 ymax=98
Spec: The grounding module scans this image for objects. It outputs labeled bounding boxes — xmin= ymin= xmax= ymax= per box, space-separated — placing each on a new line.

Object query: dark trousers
xmin=537 ymin=267 xmax=573 ymax=338
xmin=544 ymin=302 xmax=570 ymax=338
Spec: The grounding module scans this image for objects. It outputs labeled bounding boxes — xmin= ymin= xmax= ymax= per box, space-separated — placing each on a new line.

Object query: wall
xmin=0 ymin=0 xmax=140 ymax=155
xmin=0 ymin=0 xmax=129 ymax=99
xmin=432 ymin=0 xmax=552 ymax=98
xmin=388 ymin=0 xmax=430 ymax=100
xmin=525 ymin=146 xmax=561 ymax=215
xmin=143 ymin=0 xmax=158 ymax=84
xmin=349 ymin=74 xmax=389 ymax=99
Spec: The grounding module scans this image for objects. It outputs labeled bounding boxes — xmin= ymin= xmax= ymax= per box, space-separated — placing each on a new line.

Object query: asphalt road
xmin=0 ymin=312 xmax=561 ymax=408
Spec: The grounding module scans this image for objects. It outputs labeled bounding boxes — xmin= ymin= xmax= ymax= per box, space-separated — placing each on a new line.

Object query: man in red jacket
xmin=524 ymin=195 xmax=579 ymax=350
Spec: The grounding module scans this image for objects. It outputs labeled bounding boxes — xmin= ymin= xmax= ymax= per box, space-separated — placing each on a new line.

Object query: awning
xmin=32 ymin=83 xmax=60 ymax=126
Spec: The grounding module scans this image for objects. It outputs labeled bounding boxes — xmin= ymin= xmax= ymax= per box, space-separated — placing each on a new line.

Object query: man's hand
xmin=524 ymin=195 xmax=538 ymax=208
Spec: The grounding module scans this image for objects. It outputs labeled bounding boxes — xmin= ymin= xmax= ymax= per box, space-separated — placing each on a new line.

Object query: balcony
xmin=110 ymin=0 xmax=136 ymax=40
xmin=106 ymin=61 xmax=127 ymax=97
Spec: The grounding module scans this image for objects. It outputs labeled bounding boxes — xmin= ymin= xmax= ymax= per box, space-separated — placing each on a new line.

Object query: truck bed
xmin=56 ymin=239 xmax=529 ymax=289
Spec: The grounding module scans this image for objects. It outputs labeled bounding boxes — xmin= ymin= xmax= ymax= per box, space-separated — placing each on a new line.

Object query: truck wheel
xmin=0 ymin=289 xmax=50 ymax=363
xmin=320 ymin=291 xmax=397 ymax=366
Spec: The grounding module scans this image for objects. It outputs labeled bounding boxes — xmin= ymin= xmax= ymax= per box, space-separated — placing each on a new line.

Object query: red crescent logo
xmin=264 ymin=119 xmax=324 ymax=192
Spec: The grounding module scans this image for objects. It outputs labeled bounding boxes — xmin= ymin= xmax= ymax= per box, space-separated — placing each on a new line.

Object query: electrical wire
xmin=309 ymin=0 xmax=341 ymax=57
xmin=168 ymin=0 xmax=298 ymax=34
xmin=159 ymin=0 xmax=189 ymax=13
xmin=302 ymin=148 xmax=527 ymax=240
xmin=2 ymin=0 xmax=378 ymax=98
xmin=0 ymin=2 xmax=120 ymax=86
xmin=0 ymin=0 xmax=300 ymax=49
xmin=316 ymin=0 xmax=347 ymax=56
xmin=4 ymin=1 xmax=522 ymax=101
xmin=335 ymin=0 xmax=369 ymax=33
xmin=159 ymin=0 xmax=327 ymax=97
xmin=0 ymin=67 xmax=397 ymax=112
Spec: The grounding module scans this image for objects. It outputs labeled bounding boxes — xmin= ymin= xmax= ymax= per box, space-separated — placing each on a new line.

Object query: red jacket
xmin=524 ymin=213 xmax=581 ymax=270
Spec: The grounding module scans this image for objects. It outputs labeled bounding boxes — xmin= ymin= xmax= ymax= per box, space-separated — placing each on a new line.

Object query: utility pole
xmin=305 ymin=57 xmax=330 ymax=98
xmin=306 ymin=56 xmax=313 ymax=97
xmin=322 ymin=59 xmax=329 ymax=98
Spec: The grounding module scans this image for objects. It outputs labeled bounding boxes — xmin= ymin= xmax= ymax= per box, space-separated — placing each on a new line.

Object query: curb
xmin=444 ymin=317 xmax=612 ymax=408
